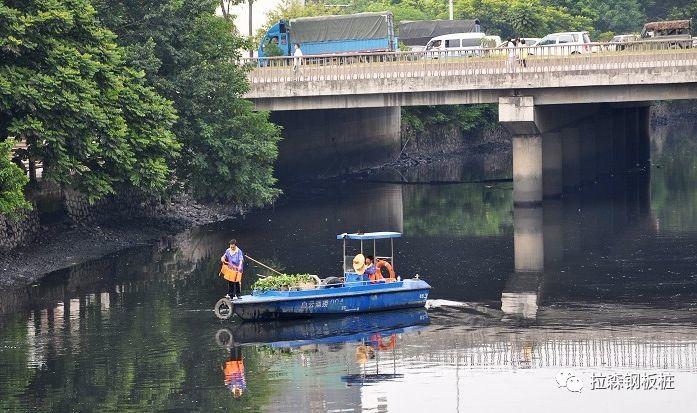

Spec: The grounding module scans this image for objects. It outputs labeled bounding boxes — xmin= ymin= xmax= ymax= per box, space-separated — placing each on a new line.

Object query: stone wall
xmin=0 ymin=208 xmax=39 ymax=251
xmin=62 ymin=187 xmax=169 ymax=226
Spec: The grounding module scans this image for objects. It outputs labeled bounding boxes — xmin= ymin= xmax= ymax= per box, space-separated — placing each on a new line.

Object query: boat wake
xmin=425 ymin=299 xmax=472 ymax=309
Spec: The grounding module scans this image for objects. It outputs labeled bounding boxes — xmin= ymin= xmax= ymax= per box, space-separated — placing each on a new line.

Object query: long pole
xmin=248 ymin=0 xmax=254 ymax=58
xmin=449 ymin=0 xmax=453 ymax=20
xmin=244 ymin=254 xmax=284 ymax=276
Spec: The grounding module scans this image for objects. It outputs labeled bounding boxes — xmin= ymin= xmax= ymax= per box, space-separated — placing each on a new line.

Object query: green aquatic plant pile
xmin=252 ymin=274 xmax=315 ymax=292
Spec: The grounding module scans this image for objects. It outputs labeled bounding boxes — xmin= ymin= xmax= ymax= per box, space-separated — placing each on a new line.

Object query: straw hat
xmin=352 ymin=253 xmax=367 ymax=274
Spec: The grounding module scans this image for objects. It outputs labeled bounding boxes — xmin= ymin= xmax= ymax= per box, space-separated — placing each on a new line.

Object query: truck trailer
xmin=258 ymin=12 xmax=396 ymax=58
xmin=399 ymin=19 xmax=481 ymax=51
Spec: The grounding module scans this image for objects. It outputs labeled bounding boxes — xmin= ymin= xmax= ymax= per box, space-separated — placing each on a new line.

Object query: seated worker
xmin=364 ymin=255 xmax=379 ymax=281
xmin=365 ymin=255 xmax=397 ymax=282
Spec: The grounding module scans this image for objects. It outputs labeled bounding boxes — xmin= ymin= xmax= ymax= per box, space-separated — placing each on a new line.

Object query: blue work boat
xmin=216 ymin=232 xmax=431 ymax=321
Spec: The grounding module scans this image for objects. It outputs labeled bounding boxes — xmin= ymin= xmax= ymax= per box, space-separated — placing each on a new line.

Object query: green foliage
xmin=94 ymin=0 xmax=282 ymax=206
xmin=0 ymin=0 xmax=179 ymax=203
xmin=252 ymin=273 xmax=315 ymax=291
xmin=262 ymin=39 xmax=285 ymax=57
xmin=402 ymin=104 xmax=497 ymax=136
xmin=668 ymin=0 xmax=697 ymax=23
xmin=548 ymin=0 xmax=645 ymax=34
xmin=353 ymin=0 xmax=447 ymax=24
xmin=0 ymin=140 xmax=31 ymax=218
xmin=455 ymin=0 xmax=593 ymax=38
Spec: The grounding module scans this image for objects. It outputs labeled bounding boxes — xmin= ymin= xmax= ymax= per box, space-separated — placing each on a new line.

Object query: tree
xmin=0 ymin=141 xmax=31 ymax=218
xmin=94 ymin=0 xmax=282 ymax=206
xmin=0 ymin=0 xmax=179 ymax=203
xmin=455 ymin=0 xmax=592 ymax=38
xmin=546 ymin=0 xmax=645 ymax=34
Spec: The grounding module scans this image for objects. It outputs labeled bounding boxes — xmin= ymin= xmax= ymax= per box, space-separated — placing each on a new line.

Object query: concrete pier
xmin=542 ymin=132 xmax=563 ymax=198
xmin=512 ymin=135 xmax=543 ymax=206
xmin=637 ymin=106 xmax=652 ymax=169
xmin=625 ymin=108 xmax=640 ymax=169
xmin=561 ymin=128 xmax=581 ymax=191
xmin=612 ymin=109 xmax=627 ymax=174
xmin=580 ymin=124 xmax=597 ymax=184
xmin=595 ymin=114 xmax=614 ymax=180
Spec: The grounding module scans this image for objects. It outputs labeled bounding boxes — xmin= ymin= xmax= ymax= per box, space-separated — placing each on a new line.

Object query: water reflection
xmin=1 ymin=150 xmax=697 ymax=411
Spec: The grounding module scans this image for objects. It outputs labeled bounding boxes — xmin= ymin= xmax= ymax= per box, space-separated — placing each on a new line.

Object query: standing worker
xmin=293 ymin=43 xmax=303 ymax=71
xmin=220 ymin=239 xmax=244 ymax=299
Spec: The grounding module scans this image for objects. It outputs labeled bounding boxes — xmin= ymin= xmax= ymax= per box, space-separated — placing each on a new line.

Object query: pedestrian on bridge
xmin=293 ymin=43 xmax=303 ymax=72
xmin=506 ymin=38 xmax=518 ymax=72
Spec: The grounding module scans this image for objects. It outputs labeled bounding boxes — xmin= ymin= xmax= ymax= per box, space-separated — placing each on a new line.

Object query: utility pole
xmin=449 ymin=0 xmax=453 ymax=20
xmin=248 ymin=0 xmax=254 ymax=58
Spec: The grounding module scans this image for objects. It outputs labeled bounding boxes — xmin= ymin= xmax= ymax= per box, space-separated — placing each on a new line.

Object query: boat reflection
xmin=218 ymin=308 xmax=430 ymax=349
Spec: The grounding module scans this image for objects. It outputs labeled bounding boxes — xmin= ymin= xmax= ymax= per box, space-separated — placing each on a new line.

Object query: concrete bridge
xmin=244 ymin=43 xmax=697 ymax=203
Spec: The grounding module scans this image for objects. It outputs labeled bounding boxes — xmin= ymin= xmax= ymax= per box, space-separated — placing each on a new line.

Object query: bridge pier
xmin=612 ymin=108 xmax=628 ymax=174
xmin=580 ymin=123 xmax=598 ymax=185
xmin=542 ymin=132 xmax=562 ymax=198
xmin=271 ymin=106 xmax=401 ymax=179
xmin=595 ymin=114 xmax=614 ymax=180
xmin=499 ymin=97 xmax=543 ymax=206
xmin=561 ymin=128 xmax=581 ymax=191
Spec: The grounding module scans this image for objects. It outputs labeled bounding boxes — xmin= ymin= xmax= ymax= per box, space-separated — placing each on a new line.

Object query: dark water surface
xmin=2 ymin=148 xmax=697 ymax=411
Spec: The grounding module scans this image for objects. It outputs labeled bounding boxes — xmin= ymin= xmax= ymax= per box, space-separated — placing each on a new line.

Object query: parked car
xmin=530 ymin=31 xmax=592 ymax=55
xmin=425 ymin=32 xmax=501 ymax=57
xmin=608 ymin=34 xmax=640 ymax=51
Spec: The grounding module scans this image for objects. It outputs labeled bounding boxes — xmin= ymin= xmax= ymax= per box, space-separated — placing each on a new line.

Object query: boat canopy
xmin=337 ymin=232 xmax=402 ymax=240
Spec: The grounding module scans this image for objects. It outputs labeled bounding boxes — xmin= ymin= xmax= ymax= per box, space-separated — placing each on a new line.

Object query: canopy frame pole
xmin=391 ymin=238 xmax=395 ymax=270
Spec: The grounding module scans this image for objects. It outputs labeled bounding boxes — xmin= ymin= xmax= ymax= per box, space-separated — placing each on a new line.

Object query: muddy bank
xmin=0 ymin=194 xmax=241 ymax=288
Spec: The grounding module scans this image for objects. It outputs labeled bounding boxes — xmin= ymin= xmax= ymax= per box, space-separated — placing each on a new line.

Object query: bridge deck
xmin=243 ymin=43 xmax=697 ymax=110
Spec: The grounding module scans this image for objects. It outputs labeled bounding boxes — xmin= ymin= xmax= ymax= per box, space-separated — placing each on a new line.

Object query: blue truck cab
xmin=258 ymin=12 xmax=396 ymax=58
xmin=258 ymin=20 xmax=292 ymax=57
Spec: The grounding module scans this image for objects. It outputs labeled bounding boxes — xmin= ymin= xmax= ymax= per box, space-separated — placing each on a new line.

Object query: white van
xmin=425 ymin=32 xmax=502 ymax=57
xmin=532 ymin=31 xmax=592 ymax=55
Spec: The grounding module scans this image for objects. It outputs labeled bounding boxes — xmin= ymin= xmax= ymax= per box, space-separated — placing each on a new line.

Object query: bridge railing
xmin=242 ymin=40 xmax=697 ymax=84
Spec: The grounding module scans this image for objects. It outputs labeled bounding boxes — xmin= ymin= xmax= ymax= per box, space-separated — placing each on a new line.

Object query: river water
xmin=2 ymin=128 xmax=697 ymax=412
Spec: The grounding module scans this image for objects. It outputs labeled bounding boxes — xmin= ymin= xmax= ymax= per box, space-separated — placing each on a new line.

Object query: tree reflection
xmin=403 ymin=184 xmax=513 ymax=237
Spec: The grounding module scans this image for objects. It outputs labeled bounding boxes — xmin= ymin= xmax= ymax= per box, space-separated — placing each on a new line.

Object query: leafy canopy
xmin=0 ymin=141 xmax=31 ymax=218
xmin=94 ymin=0 xmax=282 ymax=206
xmin=0 ymin=0 xmax=179 ymax=203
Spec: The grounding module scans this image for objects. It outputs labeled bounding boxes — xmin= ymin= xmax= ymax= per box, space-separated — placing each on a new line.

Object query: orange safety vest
xmin=220 ymin=264 xmax=242 ymax=282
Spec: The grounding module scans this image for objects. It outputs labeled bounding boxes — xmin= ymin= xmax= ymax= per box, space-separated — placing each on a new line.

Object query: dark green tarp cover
xmin=399 ymin=19 xmax=480 ymax=46
xmin=290 ymin=12 xmax=392 ymax=43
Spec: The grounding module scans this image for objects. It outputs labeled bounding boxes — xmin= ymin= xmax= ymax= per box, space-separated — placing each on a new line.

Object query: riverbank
xmin=0 ymin=194 xmax=240 ymax=287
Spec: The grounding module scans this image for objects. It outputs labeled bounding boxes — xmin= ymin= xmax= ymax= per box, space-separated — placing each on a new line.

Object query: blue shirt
xmin=365 ymin=264 xmax=377 ymax=276
xmin=224 ymin=247 xmax=244 ymax=271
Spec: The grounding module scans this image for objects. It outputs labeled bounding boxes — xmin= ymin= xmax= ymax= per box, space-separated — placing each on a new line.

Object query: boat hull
xmin=232 ymin=279 xmax=430 ymax=321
